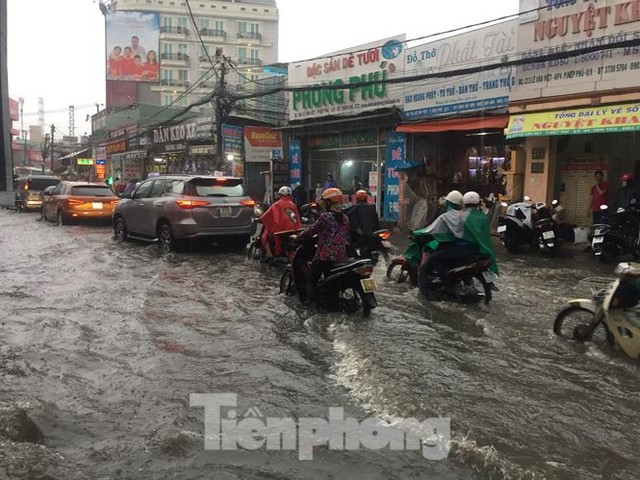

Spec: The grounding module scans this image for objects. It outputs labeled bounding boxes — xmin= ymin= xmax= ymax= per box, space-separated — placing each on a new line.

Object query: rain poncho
xmin=410 ymin=206 xmax=498 ymax=274
xmin=261 ymin=197 xmax=301 ymax=256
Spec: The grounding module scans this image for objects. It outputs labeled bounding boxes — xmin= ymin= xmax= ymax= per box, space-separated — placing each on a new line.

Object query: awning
xmin=506 ymin=102 xmax=640 ymax=139
xmin=396 ymin=115 xmax=508 ymax=134
xmin=58 ymin=148 xmax=90 ymax=161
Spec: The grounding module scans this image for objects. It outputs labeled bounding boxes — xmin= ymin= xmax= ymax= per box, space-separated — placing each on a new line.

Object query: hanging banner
xmin=289 ymin=140 xmax=302 ymax=186
xmin=513 ymin=0 xmax=640 ymax=101
xmin=288 ymin=35 xmax=406 ymax=121
xmin=506 ymin=102 xmax=640 ymax=138
xmin=383 ymin=132 xmax=406 ymax=221
xmin=404 ymin=19 xmax=517 ymax=120
xmin=244 ymin=126 xmax=282 ymax=163
xmin=222 ymin=124 xmax=243 ymax=176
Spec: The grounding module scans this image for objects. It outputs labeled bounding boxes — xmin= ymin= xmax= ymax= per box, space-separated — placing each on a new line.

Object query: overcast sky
xmin=7 ymin=0 xmax=519 ymax=138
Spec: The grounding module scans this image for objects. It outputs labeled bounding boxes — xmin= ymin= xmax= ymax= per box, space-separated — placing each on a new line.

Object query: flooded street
xmin=1 ymin=208 xmax=639 ymax=479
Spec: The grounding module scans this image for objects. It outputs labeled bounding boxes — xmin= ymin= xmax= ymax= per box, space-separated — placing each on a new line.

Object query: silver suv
xmin=14 ymin=175 xmax=60 ymax=212
xmin=113 ymin=175 xmax=256 ymax=252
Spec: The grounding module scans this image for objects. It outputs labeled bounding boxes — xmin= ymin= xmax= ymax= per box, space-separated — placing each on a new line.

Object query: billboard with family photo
xmin=106 ymin=11 xmax=160 ymax=82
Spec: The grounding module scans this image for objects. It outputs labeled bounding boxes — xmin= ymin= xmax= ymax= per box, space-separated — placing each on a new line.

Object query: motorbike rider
xmin=260 ymin=186 xmax=301 ymax=260
xmin=418 ymin=190 xmax=498 ymax=292
xmin=296 ymin=187 xmax=349 ymax=304
xmin=346 ymin=190 xmax=380 ymax=254
xmin=618 ymin=172 xmax=639 ymax=209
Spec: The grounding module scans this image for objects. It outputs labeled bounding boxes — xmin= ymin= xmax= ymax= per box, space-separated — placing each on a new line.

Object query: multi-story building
xmin=106 ymin=0 xmax=279 ymax=112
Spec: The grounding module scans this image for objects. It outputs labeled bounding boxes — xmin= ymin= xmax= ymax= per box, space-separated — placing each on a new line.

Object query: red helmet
xmin=621 ymin=172 xmax=634 ymax=182
xmin=355 ymin=190 xmax=368 ymax=201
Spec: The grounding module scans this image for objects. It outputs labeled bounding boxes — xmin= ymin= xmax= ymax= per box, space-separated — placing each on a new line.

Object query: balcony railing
xmin=199 ymin=28 xmax=227 ymax=39
xmin=160 ymin=79 xmax=189 ymax=87
xmin=159 ymin=25 xmax=190 ymax=35
xmin=236 ymin=57 xmax=262 ymax=66
xmin=237 ymin=31 xmax=262 ymax=41
xmin=160 ymin=52 xmax=190 ymax=62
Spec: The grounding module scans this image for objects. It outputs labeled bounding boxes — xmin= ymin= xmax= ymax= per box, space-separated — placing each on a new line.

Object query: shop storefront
xmin=507 ymin=0 xmax=640 ymax=224
xmin=506 ymin=103 xmax=640 ymax=224
xmin=147 ymin=116 xmax=216 ymax=176
xmin=394 ymin=18 xmax=518 ymax=215
xmin=286 ymin=34 xmax=407 ymax=217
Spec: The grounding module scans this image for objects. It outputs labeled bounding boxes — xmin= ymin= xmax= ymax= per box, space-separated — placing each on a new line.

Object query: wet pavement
xmin=1 ymin=208 xmax=639 ymax=480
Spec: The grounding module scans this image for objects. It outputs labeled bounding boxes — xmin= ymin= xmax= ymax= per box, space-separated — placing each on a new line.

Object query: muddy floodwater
xmin=1 ymin=209 xmax=639 ymax=479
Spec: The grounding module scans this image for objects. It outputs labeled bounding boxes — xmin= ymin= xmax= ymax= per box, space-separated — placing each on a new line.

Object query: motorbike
xmin=386 ymin=231 xmax=496 ymax=305
xmin=497 ymin=198 xmax=561 ymax=254
xmin=279 ymin=235 xmax=378 ymax=318
xmin=349 ymin=229 xmax=393 ymax=265
xmin=300 ymin=202 xmax=320 ymax=225
xmin=553 ymin=262 xmax=640 ymax=359
xmin=591 ymin=202 xmax=640 ymax=263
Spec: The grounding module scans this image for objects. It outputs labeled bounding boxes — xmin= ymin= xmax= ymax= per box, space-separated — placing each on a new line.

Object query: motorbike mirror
xmin=600 ymin=204 xmax=609 ymax=211
xmin=615 ymin=262 xmax=632 ymax=275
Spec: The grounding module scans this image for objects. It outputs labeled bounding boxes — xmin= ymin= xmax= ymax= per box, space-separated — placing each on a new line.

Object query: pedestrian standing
xmin=315 ymin=180 xmax=324 ymax=202
xmin=589 ymin=170 xmax=609 ymax=225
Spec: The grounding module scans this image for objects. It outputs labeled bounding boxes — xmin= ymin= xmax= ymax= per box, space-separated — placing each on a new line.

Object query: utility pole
xmin=19 ymin=97 xmax=26 ymax=166
xmin=214 ymin=49 xmax=229 ymax=171
xmin=41 ymin=134 xmax=49 ymax=174
xmin=49 ymin=125 xmax=55 ymax=174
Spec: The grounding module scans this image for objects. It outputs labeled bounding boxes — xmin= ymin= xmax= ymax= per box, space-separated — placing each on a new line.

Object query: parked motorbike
xmin=591 ymin=202 xmax=640 ymax=263
xmin=553 ymin=262 xmax=640 ymax=359
xmin=497 ymin=198 xmax=561 ymax=254
xmin=300 ymin=202 xmax=319 ymax=225
xmin=279 ymin=235 xmax=377 ymax=318
xmin=387 ymin=231 xmax=496 ymax=305
xmin=349 ymin=229 xmax=393 ymax=265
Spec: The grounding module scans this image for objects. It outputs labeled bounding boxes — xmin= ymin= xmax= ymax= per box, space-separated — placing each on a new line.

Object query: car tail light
xmin=176 ymin=199 xmax=210 ymax=209
xmin=67 ymin=199 xmax=84 ymax=205
xmin=355 ymin=265 xmax=374 ymax=277
xmin=110 ymin=200 xmax=119 ymax=205
xmin=241 ymin=199 xmax=256 ymax=207
xmin=378 ymin=230 xmax=391 ymax=240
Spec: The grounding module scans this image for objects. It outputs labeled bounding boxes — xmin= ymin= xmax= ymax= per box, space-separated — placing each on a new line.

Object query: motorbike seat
xmin=447 ymin=254 xmax=492 ymax=272
xmin=329 ymin=259 xmax=371 ymax=275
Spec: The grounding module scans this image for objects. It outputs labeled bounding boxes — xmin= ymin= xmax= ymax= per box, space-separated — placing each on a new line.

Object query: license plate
xmin=218 ymin=207 xmax=232 ymax=217
xmin=360 ymin=278 xmax=377 ymax=293
xmin=592 ymin=236 xmax=604 ymax=244
xmin=542 ymin=230 xmax=555 ymax=239
xmin=92 ymin=202 xmax=103 ymax=210
xmin=497 ymin=225 xmax=507 ymax=233
xmin=482 ymin=271 xmax=497 ymax=283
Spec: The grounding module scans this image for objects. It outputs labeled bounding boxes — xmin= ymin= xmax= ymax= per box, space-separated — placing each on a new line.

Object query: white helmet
xmin=278 ymin=186 xmax=292 ymax=196
xmin=463 ymin=191 xmax=481 ymax=206
xmin=445 ymin=190 xmax=463 ymax=205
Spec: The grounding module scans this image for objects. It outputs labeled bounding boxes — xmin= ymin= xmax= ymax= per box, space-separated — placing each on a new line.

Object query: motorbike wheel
xmin=247 ymin=240 xmax=263 ymax=261
xmin=471 ymin=273 xmax=492 ymax=305
xmin=504 ymin=236 xmax=519 ymax=254
xmin=386 ymin=263 xmax=408 ymax=283
xmin=337 ymin=285 xmax=371 ymax=318
xmin=279 ymin=266 xmax=296 ymax=296
xmin=599 ymin=241 xmax=616 ymax=264
xmin=553 ymin=306 xmax=611 ymax=344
